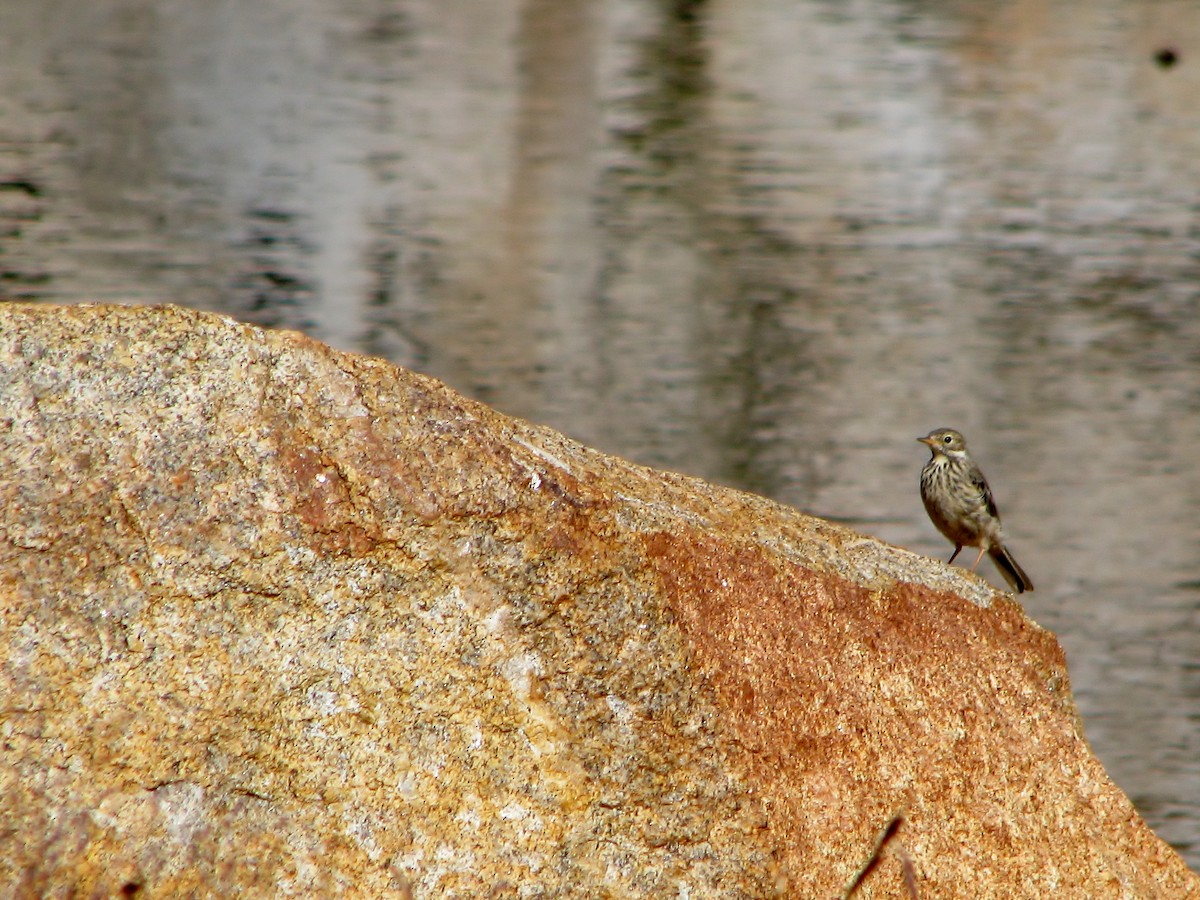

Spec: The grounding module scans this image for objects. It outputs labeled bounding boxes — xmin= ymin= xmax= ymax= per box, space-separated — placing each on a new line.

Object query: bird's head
xmin=918 ymin=428 xmax=968 ymax=457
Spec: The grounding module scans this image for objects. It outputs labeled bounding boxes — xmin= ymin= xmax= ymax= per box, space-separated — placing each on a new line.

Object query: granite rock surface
xmin=1 ymin=304 xmax=1195 ymax=897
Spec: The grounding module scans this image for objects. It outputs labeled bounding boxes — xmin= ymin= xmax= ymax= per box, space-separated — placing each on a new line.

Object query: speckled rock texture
xmin=1 ymin=304 xmax=1195 ymax=898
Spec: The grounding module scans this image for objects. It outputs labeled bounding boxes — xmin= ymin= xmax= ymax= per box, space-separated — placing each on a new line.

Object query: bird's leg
xmin=947 ymin=545 xmax=962 ymax=565
xmin=970 ymin=546 xmax=987 ymax=572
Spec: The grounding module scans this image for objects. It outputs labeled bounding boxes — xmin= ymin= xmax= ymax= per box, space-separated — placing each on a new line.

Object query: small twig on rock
xmin=841 ymin=812 xmax=919 ymax=899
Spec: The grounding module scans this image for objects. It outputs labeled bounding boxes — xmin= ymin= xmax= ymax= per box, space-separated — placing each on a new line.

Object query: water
xmin=2 ymin=0 xmax=1199 ymax=866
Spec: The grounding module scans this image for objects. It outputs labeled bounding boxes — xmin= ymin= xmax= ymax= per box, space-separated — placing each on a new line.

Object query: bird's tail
xmin=989 ymin=545 xmax=1033 ymax=594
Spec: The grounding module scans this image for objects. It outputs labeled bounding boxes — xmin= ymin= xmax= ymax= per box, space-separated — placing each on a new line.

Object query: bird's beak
xmin=917 ymin=436 xmax=936 ymax=447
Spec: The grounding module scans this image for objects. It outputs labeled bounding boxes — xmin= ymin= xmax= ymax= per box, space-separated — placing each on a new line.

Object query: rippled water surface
xmin=2 ymin=0 xmax=1199 ymax=867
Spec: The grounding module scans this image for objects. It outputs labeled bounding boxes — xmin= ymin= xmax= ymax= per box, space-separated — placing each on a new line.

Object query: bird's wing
xmin=969 ymin=466 xmax=1000 ymax=518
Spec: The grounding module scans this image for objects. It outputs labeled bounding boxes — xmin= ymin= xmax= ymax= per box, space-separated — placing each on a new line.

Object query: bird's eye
xmin=942 ymin=435 xmax=953 ymax=444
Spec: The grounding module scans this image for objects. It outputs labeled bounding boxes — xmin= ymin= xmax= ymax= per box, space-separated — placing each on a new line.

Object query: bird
xmin=917 ymin=428 xmax=1033 ymax=594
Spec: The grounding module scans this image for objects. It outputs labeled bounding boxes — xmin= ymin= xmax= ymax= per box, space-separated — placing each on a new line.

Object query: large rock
xmin=1 ymin=303 xmax=1195 ymax=898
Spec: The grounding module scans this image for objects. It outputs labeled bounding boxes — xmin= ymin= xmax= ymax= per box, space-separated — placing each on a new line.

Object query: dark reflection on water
xmin=2 ymin=0 xmax=1199 ymax=868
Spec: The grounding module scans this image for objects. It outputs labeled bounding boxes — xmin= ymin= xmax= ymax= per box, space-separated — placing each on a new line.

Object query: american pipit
xmin=917 ymin=428 xmax=1033 ymax=594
